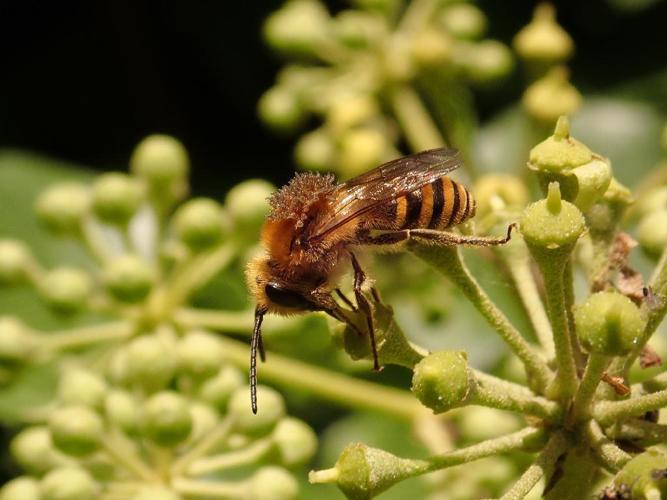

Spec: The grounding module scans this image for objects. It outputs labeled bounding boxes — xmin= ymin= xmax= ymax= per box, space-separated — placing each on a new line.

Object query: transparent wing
xmin=306 ymin=148 xmax=462 ymax=242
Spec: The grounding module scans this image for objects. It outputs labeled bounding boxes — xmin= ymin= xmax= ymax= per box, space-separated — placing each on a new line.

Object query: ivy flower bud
xmin=11 ymin=426 xmax=70 ymax=475
xmin=41 ymin=466 xmax=97 ymax=500
xmin=338 ymin=128 xmax=387 ymax=178
xmin=142 ymin=391 xmax=193 ymax=447
xmin=0 ymin=316 xmax=35 ymax=364
xmin=0 ymin=477 xmax=40 ymax=500
xmin=248 ymin=467 xmax=298 ymax=500
xmin=439 ymin=4 xmax=487 ymax=40
xmin=172 ymin=198 xmax=227 ymax=251
xmin=104 ymin=389 xmax=139 ymax=435
xmin=411 ymin=351 xmax=473 ymax=413
xmin=225 ymin=179 xmax=274 ymax=237
xmin=327 ymin=94 xmax=380 ymax=135
xmin=458 ymin=40 xmax=513 ymax=85
xmin=614 ymin=450 xmax=667 ymax=499
xmin=263 ymin=0 xmax=330 ymax=57
xmin=410 ymin=29 xmax=453 ymax=67
xmin=125 ymin=335 xmax=176 ymax=392
xmin=294 ymin=129 xmax=336 ymax=172
xmin=473 ymin=174 xmax=529 ymax=219
xmin=258 ymin=86 xmax=306 ymax=133
xmin=271 ymin=417 xmax=318 ymax=467
xmin=228 ymin=385 xmax=286 ymax=436
xmin=177 ymin=330 xmax=224 ymax=380
xmin=132 ymin=486 xmax=181 ymax=500
xmin=0 ymin=240 xmax=34 ymax=285
xmin=91 ymin=173 xmax=144 ymax=226
xmin=513 ymin=3 xmax=573 ymax=65
xmin=522 ymin=67 xmax=581 ymax=125
xmin=57 ymin=368 xmax=108 ymax=410
xmin=637 ymin=209 xmax=667 ymax=259
xmin=575 ymin=291 xmax=644 ymax=356
xmin=38 ymin=268 xmax=92 ymax=315
xmin=333 ymin=10 xmax=385 ymax=49
xmin=187 ymin=402 xmax=219 ymax=445
xmin=103 ymin=254 xmax=156 ymax=303
xmin=49 ymin=405 xmax=103 ymax=457
xmin=197 ymin=365 xmax=244 ymax=411
xmin=35 ymin=182 xmax=90 ymax=235
xmin=520 ymin=182 xmax=585 ymax=252
xmin=130 ymin=134 xmax=189 ymax=194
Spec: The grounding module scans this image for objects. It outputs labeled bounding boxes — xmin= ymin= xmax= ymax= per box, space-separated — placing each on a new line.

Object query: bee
xmin=246 ymin=148 xmax=514 ymax=412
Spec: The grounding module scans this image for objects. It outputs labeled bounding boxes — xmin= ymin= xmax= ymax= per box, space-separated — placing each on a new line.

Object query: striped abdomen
xmin=390 ymin=177 xmax=476 ymax=230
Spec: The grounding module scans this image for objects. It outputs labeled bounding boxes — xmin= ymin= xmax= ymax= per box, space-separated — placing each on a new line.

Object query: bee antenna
xmin=250 ymin=306 xmax=267 ymax=415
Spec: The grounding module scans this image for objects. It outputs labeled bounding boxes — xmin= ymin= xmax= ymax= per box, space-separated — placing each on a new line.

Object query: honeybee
xmin=246 ymin=148 xmax=513 ymax=412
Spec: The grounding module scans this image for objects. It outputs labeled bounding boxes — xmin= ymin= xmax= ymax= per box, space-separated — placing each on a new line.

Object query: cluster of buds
xmin=260 ymin=0 xmax=515 ymax=177
xmin=0 ymin=135 xmax=317 ymax=499
xmin=311 ymin=117 xmax=667 ymax=499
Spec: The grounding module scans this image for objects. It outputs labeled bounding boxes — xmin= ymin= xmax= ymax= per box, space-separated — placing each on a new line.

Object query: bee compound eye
xmin=264 ymin=283 xmax=312 ymax=309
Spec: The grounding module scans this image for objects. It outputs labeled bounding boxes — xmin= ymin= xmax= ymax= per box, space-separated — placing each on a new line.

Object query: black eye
xmin=265 ymin=283 xmax=313 ymax=309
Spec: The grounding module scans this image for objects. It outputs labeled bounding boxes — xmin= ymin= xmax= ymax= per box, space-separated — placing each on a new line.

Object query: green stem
xmin=173 ymin=307 xmax=303 ymax=335
xmin=389 ymin=85 xmax=446 ymax=152
xmin=396 ymin=0 xmax=437 ymax=35
xmin=473 ymin=371 xmax=562 ymax=420
xmin=171 ymin=417 xmax=233 ymax=477
xmin=594 ymin=388 xmax=667 ymax=426
xmin=585 ymin=420 xmax=632 ymax=471
xmin=215 ymin=336 xmax=426 ymax=421
xmin=499 ymin=432 xmax=569 ymax=500
xmin=639 ymin=371 xmax=667 ymax=392
xmin=100 ymin=433 xmax=158 ymax=482
xmin=410 ymin=244 xmax=551 ymax=391
xmin=187 ymin=438 xmax=273 ymax=476
xmin=571 ymin=354 xmax=611 ymax=422
xmin=80 ymin=218 xmax=114 ymax=264
xmin=615 ymin=420 xmax=667 ymax=446
xmin=40 ymin=321 xmax=134 ymax=354
xmin=171 ymin=477 xmax=243 ymax=499
xmin=564 ymin=260 xmax=585 ymax=370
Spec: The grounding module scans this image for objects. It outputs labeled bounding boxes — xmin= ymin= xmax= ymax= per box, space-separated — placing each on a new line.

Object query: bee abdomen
xmin=396 ymin=177 xmax=476 ymax=230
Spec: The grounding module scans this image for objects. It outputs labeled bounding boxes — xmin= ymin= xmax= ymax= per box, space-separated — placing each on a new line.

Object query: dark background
xmin=1 ymin=0 xmax=666 ymax=196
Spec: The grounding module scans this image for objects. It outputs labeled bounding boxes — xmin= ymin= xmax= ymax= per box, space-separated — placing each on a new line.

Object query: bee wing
xmin=306 ymin=148 xmax=462 ymax=242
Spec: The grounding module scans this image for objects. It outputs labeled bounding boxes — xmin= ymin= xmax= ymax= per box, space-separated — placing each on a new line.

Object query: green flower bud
xmin=458 ymin=40 xmax=514 ymax=85
xmin=473 ymin=174 xmax=529 ymax=218
xmin=197 ymin=365 xmax=244 ymax=411
xmin=636 ymin=187 xmax=667 ymax=219
xmin=57 ymin=368 xmax=107 ymax=409
xmin=457 ymin=407 xmax=521 ymax=442
xmin=0 ymin=316 xmax=35 ymax=364
xmin=327 ymin=94 xmax=380 ymax=135
xmin=439 ymin=4 xmax=487 ymax=40
xmin=35 ymin=183 xmax=90 ymax=235
xmin=529 ymin=116 xmax=593 ymax=172
xmin=575 ymin=291 xmax=644 ymax=356
xmin=513 ymin=3 xmax=573 ymax=64
xmin=143 ymin=391 xmax=192 ymax=447
xmin=294 ymin=129 xmax=336 ymax=171
xmin=338 ymin=128 xmax=387 ymax=178
xmin=91 ymin=173 xmax=144 ymax=226
xmin=614 ymin=450 xmax=667 ymax=499
xmin=225 ymin=179 xmax=274 ymax=236
xmin=11 ymin=426 xmax=70 ymax=475
xmin=271 ymin=417 xmax=317 ymax=467
xmin=0 ymin=240 xmax=34 ymax=285
xmin=41 ymin=466 xmax=96 ymax=500
xmin=49 ymin=406 xmax=103 ymax=457
xmin=258 ymin=86 xmax=306 ymax=133
xmin=172 ymin=198 xmax=227 ymax=251
xmin=520 ymin=182 xmax=585 ymax=251
xmin=130 ymin=134 xmax=189 ymax=189
xmin=0 ymin=477 xmax=41 ymax=500
xmin=333 ymin=10 xmax=385 ymax=49
xmin=411 ymin=351 xmax=473 ymax=413
xmin=637 ymin=209 xmax=667 ymax=259
xmin=187 ymin=402 xmax=219 ymax=445
xmin=107 ymin=347 xmax=131 ymax=386
xmin=248 ymin=467 xmax=298 ymax=500
xmin=104 ymin=389 xmax=139 ymax=435
xmin=132 ymin=486 xmax=181 ymax=500
xmin=410 ymin=29 xmax=453 ymax=67
xmin=263 ymin=0 xmax=330 ymax=57
xmin=38 ymin=268 xmax=92 ymax=315
xmin=125 ymin=335 xmax=176 ymax=392
xmin=382 ymin=37 xmax=415 ymax=82
xmin=178 ymin=330 xmax=224 ymax=379
xmin=522 ymin=67 xmax=581 ymax=125
xmin=228 ymin=385 xmax=285 ymax=436
xmin=103 ymin=254 xmax=156 ymax=303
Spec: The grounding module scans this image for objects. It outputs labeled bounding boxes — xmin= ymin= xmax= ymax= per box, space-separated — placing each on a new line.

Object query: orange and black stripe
xmin=394 ymin=177 xmax=476 ymax=230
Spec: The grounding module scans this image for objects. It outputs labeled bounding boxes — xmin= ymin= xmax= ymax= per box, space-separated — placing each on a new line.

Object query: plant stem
xmin=594 ymin=388 xmax=667 ymax=426
xmin=215 ymin=336 xmax=427 ymax=421
xmin=410 ymin=244 xmax=551 ymax=391
xmin=171 ymin=417 xmax=233 ymax=476
xmin=41 ymin=321 xmax=134 ymax=354
xmin=389 ymin=85 xmax=446 ymax=152
xmin=639 ymin=371 xmax=667 ymax=392
xmin=100 ymin=433 xmax=158 ymax=482
xmin=571 ymin=354 xmax=611 ymax=422
xmin=615 ymin=420 xmax=667 ymax=446
xmin=499 ymin=432 xmax=568 ymax=500
xmin=585 ymin=420 xmax=632 ymax=471
xmin=173 ymin=307 xmax=303 ymax=335
xmin=79 ymin=218 xmax=114 ymax=264
xmin=172 ymin=477 xmax=243 ymax=499
xmin=187 ymin=438 xmax=273 ymax=476
xmin=397 ymin=0 xmax=437 ymax=35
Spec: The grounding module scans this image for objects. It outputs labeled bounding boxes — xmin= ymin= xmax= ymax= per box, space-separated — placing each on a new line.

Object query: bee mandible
xmin=246 ymin=148 xmax=514 ymax=413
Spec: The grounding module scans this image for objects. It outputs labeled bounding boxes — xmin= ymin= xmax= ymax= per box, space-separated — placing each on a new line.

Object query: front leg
xmin=350 ymin=252 xmax=381 ymax=371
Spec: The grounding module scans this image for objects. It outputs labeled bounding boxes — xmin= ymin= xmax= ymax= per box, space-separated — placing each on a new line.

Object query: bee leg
xmin=335 ymin=288 xmax=357 ymax=311
xmin=350 ymin=252 xmax=382 ymax=372
xmin=408 ymin=223 xmax=516 ymax=247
